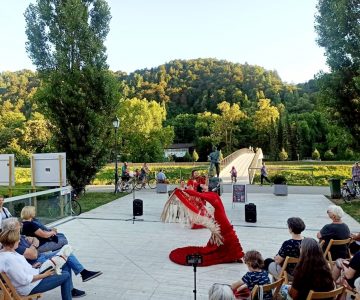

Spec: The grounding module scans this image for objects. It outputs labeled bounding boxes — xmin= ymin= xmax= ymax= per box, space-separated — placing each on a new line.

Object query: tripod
xmin=192 ymin=262 xmax=198 ymax=300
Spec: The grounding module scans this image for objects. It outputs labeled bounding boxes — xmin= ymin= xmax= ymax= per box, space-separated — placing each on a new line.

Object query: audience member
xmin=266 ymin=217 xmax=305 ymax=281
xmin=209 ymin=283 xmax=235 ymax=300
xmin=231 ymin=250 xmax=271 ymax=300
xmin=0 ymin=195 xmax=11 ymax=229
xmin=0 ymin=225 xmax=72 ymax=299
xmin=332 ymin=250 xmax=360 ymax=290
xmin=317 ymin=205 xmax=351 ymax=260
xmin=286 ymin=238 xmax=334 ymax=300
xmin=2 ymin=217 xmax=102 ymax=298
xmin=21 ymin=206 xmax=68 ymax=253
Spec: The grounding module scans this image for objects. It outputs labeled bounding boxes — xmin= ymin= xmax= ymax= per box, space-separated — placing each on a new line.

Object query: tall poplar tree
xmin=25 ymin=0 xmax=119 ymax=191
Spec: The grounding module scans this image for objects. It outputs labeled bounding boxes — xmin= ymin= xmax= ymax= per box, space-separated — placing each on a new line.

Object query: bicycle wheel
xmin=148 ymin=178 xmax=157 ymax=189
xmin=70 ymin=200 xmax=82 ymax=216
xmin=134 ymin=178 xmax=143 ymax=190
xmin=341 ymin=187 xmax=351 ymax=203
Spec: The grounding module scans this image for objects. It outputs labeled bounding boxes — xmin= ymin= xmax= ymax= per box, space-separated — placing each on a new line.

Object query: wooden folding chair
xmin=0 ymin=273 xmax=42 ymax=300
xmin=251 ymin=277 xmax=285 ymax=300
xmin=278 ymin=256 xmax=299 ymax=284
xmin=323 ymin=238 xmax=352 ymax=266
xmin=306 ymin=286 xmax=345 ymax=300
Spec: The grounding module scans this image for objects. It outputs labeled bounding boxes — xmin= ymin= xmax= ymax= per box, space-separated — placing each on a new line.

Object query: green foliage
xmin=344 ymin=148 xmax=354 ymax=160
xmin=25 ymin=0 xmax=118 ymax=191
xmin=183 ymin=151 xmax=192 ymax=162
xmin=272 ymin=174 xmax=287 ymax=184
xmin=192 ymin=149 xmax=199 ymax=162
xmin=315 ymin=0 xmax=360 ymax=145
xmin=324 ymin=150 xmax=335 ymax=160
xmin=312 ymin=148 xmax=321 ymax=160
xmin=279 ymin=148 xmax=288 ymax=161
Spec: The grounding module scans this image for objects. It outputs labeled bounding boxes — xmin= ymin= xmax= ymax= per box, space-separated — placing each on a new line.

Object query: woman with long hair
xmin=288 ymin=238 xmax=334 ymax=300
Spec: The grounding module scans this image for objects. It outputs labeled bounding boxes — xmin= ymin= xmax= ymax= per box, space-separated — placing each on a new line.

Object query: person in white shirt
xmin=0 ymin=195 xmax=12 ymax=229
xmin=0 ymin=226 xmax=72 ymax=299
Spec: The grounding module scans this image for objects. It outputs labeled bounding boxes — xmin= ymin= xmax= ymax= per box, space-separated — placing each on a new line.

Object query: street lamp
xmin=113 ymin=116 xmax=120 ymax=193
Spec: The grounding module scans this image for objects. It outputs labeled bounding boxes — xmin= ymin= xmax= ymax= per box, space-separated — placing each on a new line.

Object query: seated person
xmin=21 ymin=206 xmax=68 ymax=253
xmin=134 ymin=168 xmax=140 ymax=178
xmin=317 ymin=205 xmax=351 ymax=260
xmin=231 ymin=250 xmax=271 ymax=300
xmin=156 ymin=169 xmax=168 ymax=183
xmin=2 ymin=218 xmax=102 ymax=298
xmin=121 ymin=162 xmax=130 ymax=181
xmin=350 ymin=232 xmax=360 ymax=255
xmin=209 ymin=283 xmax=235 ymax=300
xmin=0 ymin=194 xmax=12 ymax=229
xmin=187 ymin=170 xmax=206 ymax=192
xmin=332 ymin=250 xmax=360 ymax=291
xmin=266 ymin=217 xmax=305 ymax=281
xmin=0 ymin=224 xmax=72 ymax=300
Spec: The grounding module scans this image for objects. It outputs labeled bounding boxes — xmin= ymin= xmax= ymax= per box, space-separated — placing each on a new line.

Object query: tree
xmin=315 ymin=0 xmax=360 ymax=146
xmin=253 ymin=99 xmax=280 ymax=133
xmin=312 ymin=148 xmax=321 ymax=160
xmin=192 ymin=149 xmax=199 ymax=162
xmin=25 ymin=0 xmax=119 ymax=191
xmin=279 ymin=148 xmax=288 ymax=161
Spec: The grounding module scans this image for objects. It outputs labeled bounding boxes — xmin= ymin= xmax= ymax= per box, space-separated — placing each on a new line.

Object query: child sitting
xmin=231 ymin=250 xmax=271 ymax=300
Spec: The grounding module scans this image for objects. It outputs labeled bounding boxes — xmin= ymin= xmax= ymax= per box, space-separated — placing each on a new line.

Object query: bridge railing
xmin=220 ymin=148 xmax=254 ymax=169
xmin=248 ymin=148 xmax=263 ymax=184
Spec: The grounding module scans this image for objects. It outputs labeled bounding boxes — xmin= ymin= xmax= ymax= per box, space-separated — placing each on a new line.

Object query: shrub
xmin=183 ymin=151 xmax=192 ymax=162
xmin=345 ymin=148 xmax=354 ymax=160
xmin=272 ymin=174 xmax=287 ymax=184
xmin=324 ymin=150 xmax=335 ymax=160
xmin=312 ymin=148 xmax=321 ymax=160
xmin=192 ymin=149 xmax=199 ymax=162
xmin=279 ymin=148 xmax=288 ymax=161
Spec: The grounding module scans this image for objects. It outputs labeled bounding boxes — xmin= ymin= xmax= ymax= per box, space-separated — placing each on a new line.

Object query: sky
xmin=0 ymin=0 xmax=328 ymax=84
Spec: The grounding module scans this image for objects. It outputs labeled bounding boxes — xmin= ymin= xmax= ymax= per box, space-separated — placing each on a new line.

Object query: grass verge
xmin=77 ymin=192 xmax=126 ymax=214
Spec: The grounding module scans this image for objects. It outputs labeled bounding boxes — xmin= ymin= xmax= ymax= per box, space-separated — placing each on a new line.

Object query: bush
xmin=312 ymin=148 xmax=321 ymax=160
xmin=183 ymin=151 xmax=192 ymax=162
xmin=345 ymin=148 xmax=354 ymax=160
xmin=279 ymin=148 xmax=288 ymax=161
xmin=272 ymin=174 xmax=287 ymax=184
xmin=324 ymin=150 xmax=335 ymax=160
xmin=192 ymin=149 xmax=199 ymax=162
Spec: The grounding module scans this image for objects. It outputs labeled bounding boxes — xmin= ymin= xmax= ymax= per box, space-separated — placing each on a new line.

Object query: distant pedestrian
xmin=352 ymin=162 xmax=360 ymax=185
xmin=230 ymin=166 xmax=237 ymax=183
xmin=260 ymin=162 xmax=271 ymax=185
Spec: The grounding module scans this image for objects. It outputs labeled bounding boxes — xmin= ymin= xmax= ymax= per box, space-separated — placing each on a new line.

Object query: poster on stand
xmin=31 ymin=153 xmax=66 ymax=187
xmin=232 ymin=184 xmax=247 ymax=204
xmin=0 ymin=154 xmax=15 ymax=186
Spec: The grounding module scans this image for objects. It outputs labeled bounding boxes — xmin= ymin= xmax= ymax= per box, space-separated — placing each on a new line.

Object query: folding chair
xmin=278 ymin=256 xmax=299 ymax=284
xmin=323 ymin=238 xmax=352 ymax=266
xmin=251 ymin=277 xmax=285 ymax=300
xmin=0 ymin=272 xmax=42 ymax=300
xmin=306 ymin=286 xmax=345 ymax=300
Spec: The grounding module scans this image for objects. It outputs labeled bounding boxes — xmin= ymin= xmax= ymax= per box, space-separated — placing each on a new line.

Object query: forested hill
xmin=116 ymin=58 xmax=311 ymax=117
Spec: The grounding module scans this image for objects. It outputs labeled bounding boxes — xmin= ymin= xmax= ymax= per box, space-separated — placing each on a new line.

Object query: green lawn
xmin=77 ymin=191 xmax=126 ymax=213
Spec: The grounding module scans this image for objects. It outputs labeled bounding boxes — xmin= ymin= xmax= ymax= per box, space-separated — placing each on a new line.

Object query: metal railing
xmin=248 ymin=148 xmax=263 ymax=184
xmin=221 ymin=148 xmax=254 ymax=169
xmin=4 ymin=187 xmax=72 ymax=225
xmin=248 ymin=166 xmax=315 ymax=185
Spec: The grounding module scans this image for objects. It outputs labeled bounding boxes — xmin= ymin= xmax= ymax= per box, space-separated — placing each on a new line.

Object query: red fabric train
xmin=161 ymin=189 xmax=244 ymax=266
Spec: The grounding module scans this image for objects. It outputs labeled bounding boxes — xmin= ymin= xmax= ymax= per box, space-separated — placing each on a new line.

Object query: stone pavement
xmin=41 ymin=188 xmax=360 ymax=300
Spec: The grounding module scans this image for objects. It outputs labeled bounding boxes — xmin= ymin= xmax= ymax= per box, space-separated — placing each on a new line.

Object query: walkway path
xmin=219 ymin=152 xmax=255 ymax=183
xmin=41 ymin=188 xmax=359 ymax=299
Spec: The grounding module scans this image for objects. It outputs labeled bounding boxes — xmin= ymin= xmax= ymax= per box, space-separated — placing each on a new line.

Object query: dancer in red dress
xmin=161 ymin=189 xmax=244 ymax=266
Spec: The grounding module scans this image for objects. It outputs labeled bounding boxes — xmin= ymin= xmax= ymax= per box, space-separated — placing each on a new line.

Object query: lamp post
xmin=113 ymin=116 xmax=120 ymax=193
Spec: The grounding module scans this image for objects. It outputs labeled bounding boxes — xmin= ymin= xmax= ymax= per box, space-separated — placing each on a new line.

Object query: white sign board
xmin=31 ymin=153 xmax=66 ymax=187
xmin=0 ymin=154 xmax=15 ymax=186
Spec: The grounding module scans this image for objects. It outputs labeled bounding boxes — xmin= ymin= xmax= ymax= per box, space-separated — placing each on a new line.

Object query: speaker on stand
xmin=126 ymin=187 xmax=143 ymax=224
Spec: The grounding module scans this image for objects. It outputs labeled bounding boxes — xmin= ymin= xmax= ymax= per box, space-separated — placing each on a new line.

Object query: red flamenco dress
xmin=161 ymin=189 xmax=244 ymax=266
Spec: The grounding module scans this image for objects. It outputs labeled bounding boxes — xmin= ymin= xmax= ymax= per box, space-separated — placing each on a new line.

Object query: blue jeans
xmin=37 ymin=252 xmax=84 ymax=275
xmin=30 ymin=270 xmax=72 ymax=300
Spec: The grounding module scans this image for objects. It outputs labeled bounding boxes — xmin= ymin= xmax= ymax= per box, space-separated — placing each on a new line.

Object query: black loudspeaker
xmin=133 ymin=199 xmax=143 ymax=216
xmin=245 ymin=203 xmax=257 ymax=223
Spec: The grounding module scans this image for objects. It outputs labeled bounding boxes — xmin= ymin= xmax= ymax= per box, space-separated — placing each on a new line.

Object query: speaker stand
xmin=125 ymin=187 xmax=144 ymax=224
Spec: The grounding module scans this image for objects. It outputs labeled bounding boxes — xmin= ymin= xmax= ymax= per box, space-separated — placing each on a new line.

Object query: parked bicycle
xmin=135 ymin=174 xmax=157 ymax=190
xmin=48 ymin=193 xmax=82 ymax=217
xmin=341 ymin=179 xmax=360 ymax=203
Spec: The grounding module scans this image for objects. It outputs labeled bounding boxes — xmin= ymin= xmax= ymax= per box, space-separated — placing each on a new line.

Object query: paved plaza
xmin=41 ymin=186 xmax=360 ymax=300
